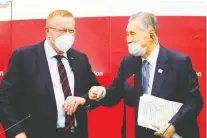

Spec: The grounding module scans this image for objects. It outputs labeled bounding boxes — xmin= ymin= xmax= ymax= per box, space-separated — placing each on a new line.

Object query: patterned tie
xmin=54 ymin=55 xmax=75 ymax=132
xmin=142 ymin=60 xmax=150 ymax=94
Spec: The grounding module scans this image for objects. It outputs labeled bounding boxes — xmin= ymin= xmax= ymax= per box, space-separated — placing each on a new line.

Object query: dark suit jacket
xmin=0 ymin=40 xmax=100 ymax=138
xmin=101 ymin=45 xmax=203 ymax=138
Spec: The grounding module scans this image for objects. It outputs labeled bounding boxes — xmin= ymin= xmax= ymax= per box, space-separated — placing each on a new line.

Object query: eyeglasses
xmin=47 ymin=26 xmax=75 ymax=34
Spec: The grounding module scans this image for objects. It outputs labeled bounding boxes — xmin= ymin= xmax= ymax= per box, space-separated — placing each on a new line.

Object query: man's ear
xmin=148 ymin=29 xmax=156 ymax=39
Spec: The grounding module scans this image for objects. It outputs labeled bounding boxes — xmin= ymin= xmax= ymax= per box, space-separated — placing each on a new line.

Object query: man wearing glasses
xmin=0 ymin=10 xmax=100 ymax=138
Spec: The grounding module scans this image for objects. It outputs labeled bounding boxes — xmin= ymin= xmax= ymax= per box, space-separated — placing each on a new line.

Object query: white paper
xmin=138 ymin=94 xmax=183 ymax=131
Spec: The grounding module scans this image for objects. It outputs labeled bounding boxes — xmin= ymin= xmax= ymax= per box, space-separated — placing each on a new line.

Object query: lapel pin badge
xmin=158 ymin=69 xmax=163 ymax=73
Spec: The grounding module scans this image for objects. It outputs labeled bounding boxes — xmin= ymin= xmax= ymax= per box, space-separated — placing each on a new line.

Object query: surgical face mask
xmin=128 ymin=41 xmax=147 ymax=56
xmin=50 ymin=33 xmax=75 ymax=53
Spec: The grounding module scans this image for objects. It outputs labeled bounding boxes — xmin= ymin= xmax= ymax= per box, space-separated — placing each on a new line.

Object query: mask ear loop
xmin=47 ymin=32 xmax=57 ymax=45
xmin=47 ymin=35 xmax=55 ymax=45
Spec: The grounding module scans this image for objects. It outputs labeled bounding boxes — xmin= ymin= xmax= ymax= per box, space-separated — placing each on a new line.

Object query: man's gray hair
xmin=129 ymin=12 xmax=158 ymax=35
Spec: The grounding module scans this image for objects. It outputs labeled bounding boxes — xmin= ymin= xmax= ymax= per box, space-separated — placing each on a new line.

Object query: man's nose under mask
xmin=128 ymin=41 xmax=147 ymax=56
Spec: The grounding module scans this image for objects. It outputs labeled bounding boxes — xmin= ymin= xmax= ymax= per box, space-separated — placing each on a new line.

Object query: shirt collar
xmin=44 ymin=39 xmax=68 ymax=59
xmin=142 ymin=43 xmax=160 ymax=67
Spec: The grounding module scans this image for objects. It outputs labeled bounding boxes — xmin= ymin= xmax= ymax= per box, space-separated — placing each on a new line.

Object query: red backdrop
xmin=0 ymin=16 xmax=206 ymax=138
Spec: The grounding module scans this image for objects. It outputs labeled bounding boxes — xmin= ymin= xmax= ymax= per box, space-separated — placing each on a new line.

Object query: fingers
xmin=73 ymin=101 xmax=79 ymax=113
xmin=89 ymin=86 xmax=98 ymax=100
xmin=96 ymin=86 xmax=104 ymax=99
xmin=89 ymin=86 xmax=105 ymax=100
xmin=64 ymin=96 xmax=85 ymax=115
xmin=151 ymin=124 xmax=160 ymax=130
xmin=153 ymin=124 xmax=174 ymax=138
xmin=163 ymin=132 xmax=171 ymax=138
xmin=161 ymin=126 xmax=175 ymax=138
xmin=154 ymin=131 xmax=162 ymax=136
xmin=63 ymin=100 xmax=68 ymax=112
xmin=90 ymin=92 xmax=98 ymax=100
xmin=67 ymin=97 xmax=74 ymax=115
xmin=152 ymin=124 xmax=163 ymax=136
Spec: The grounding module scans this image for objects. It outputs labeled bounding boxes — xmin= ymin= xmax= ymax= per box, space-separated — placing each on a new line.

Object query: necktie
xmin=142 ymin=60 xmax=150 ymax=94
xmin=54 ymin=55 xmax=75 ymax=132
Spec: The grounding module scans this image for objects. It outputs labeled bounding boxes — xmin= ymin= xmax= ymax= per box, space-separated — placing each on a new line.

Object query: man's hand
xmin=15 ymin=132 xmax=27 ymax=138
xmin=152 ymin=123 xmax=175 ymax=138
xmin=63 ymin=96 xmax=86 ymax=115
xmin=88 ymin=86 xmax=105 ymax=100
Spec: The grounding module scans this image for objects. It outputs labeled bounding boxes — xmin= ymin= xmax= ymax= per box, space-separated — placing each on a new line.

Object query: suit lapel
xmin=36 ymin=41 xmax=57 ymax=108
xmin=151 ymin=46 xmax=169 ymax=97
xmin=125 ymin=56 xmax=142 ymax=90
xmin=133 ymin=56 xmax=142 ymax=125
xmin=134 ymin=56 xmax=142 ymax=95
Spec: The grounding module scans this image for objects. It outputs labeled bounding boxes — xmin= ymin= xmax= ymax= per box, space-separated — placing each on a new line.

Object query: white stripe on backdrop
xmin=0 ymin=0 xmax=206 ymax=21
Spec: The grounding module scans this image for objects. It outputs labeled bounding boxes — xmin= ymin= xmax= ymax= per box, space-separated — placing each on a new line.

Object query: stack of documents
xmin=137 ymin=94 xmax=183 ymax=131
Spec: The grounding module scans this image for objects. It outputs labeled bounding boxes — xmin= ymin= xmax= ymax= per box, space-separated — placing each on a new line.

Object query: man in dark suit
xmin=89 ymin=12 xmax=203 ymax=138
xmin=0 ymin=10 xmax=100 ymax=138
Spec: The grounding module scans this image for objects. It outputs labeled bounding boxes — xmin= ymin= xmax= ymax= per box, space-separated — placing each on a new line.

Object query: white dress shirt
xmin=44 ymin=40 xmax=76 ymax=128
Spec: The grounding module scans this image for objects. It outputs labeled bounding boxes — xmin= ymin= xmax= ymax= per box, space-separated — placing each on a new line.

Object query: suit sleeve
xmin=100 ymin=58 xmax=126 ymax=106
xmin=0 ymin=49 xmax=24 ymax=137
xmin=80 ymin=54 xmax=100 ymax=109
xmin=101 ymin=56 xmax=142 ymax=107
xmin=123 ymin=82 xmax=140 ymax=107
xmin=169 ymin=56 xmax=203 ymax=128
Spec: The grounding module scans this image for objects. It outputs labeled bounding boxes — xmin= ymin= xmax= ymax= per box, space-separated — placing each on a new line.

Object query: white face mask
xmin=128 ymin=41 xmax=146 ymax=56
xmin=50 ymin=34 xmax=74 ymax=53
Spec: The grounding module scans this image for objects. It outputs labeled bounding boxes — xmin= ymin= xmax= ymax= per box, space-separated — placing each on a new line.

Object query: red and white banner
xmin=0 ymin=0 xmax=206 ymax=138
